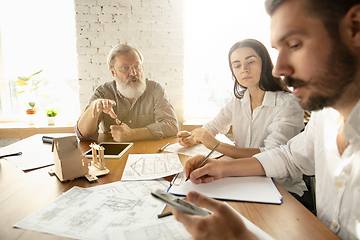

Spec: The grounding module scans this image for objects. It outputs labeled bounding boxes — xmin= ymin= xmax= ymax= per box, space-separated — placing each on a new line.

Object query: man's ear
xmin=109 ymin=67 xmax=115 ymax=77
xmin=345 ymin=4 xmax=360 ymax=47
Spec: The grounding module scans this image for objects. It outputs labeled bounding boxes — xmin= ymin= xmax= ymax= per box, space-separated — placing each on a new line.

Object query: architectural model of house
xmin=51 ymin=136 xmax=109 ymax=182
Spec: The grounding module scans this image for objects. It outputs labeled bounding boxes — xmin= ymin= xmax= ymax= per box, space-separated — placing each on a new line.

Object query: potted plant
xmin=15 ymin=70 xmax=49 ymax=114
xmin=46 ymin=108 xmax=58 ymax=125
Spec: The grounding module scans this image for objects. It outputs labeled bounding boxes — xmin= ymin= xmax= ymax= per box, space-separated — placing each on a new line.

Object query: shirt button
xmin=332 ymin=221 xmax=338 ymax=228
xmin=335 ymin=182 xmax=342 ymax=188
xmin=129 ymin=120 xmax=132 ymax=123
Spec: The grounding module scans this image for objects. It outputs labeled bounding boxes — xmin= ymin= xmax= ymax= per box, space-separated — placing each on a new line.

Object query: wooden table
xmin=0 ymin=134 xmax=339 ymax=240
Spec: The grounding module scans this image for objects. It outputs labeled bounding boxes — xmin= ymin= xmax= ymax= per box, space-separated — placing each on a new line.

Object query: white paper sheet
xmin=165 ymin=143 xmax=224 ymax=158
xmin=169 ymin=176 xmax=283 ymax=204
xmin=165 ymin=134 xmax=233 ymax=158
xmin=107 ymin=215 xmax=193 ymax=240
xmin=107 ymin=203 xmax=274 ymax=240
xmin=121 ymin=153 xmax=183 ymax=181
xmin=2 ymin=133 xmax=75 ymax=171
xmin=14 ymin=179 xmax=169 ymax=240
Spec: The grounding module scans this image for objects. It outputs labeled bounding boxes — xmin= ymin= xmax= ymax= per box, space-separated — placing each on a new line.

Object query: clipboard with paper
xmin=168 ymin=173 xmax=283 ymax=204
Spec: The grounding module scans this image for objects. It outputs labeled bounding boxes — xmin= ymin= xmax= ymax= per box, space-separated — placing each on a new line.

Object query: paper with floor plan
xmin=107 ymin=203 xmax=274 ymax=240
xmin=121 ymin=153 xmax=183 ymax=181
xmin=14 ymin=179 xmax=169 ymax=240
xmin=169 ymin=176 xmax=283 ymax=204
xmin=165 ymin=134 xmax=233 ymax=158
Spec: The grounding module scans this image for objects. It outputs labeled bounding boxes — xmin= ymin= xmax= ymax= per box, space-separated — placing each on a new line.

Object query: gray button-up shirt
xmin=75 ymin=79 xmax=178 ymax=141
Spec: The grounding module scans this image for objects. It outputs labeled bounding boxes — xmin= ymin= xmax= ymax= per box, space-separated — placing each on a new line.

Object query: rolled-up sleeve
xmin=146 ymin=82 xmax=179 ymax=138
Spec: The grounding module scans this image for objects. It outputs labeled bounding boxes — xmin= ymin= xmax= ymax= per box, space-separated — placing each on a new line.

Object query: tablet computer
xmin=85 ymin=142 xmax=133 ymax=159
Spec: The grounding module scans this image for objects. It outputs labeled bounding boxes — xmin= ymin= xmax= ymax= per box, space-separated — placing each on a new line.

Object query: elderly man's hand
xmin=110 ymin=123 xmax=135 ymax=142
xmin=91 ymin=99 xmax=117 ymax=119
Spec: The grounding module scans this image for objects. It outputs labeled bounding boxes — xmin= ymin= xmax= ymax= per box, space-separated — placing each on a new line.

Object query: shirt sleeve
xmin=75 ymin=85 xmax=107 ymax=141
xmin=146 ymin=82 xmax=179 ymax=138
xmin=254 ymin=113 xmax=317 ymax=195
xmin=260 ymin=94 xmax=304 ymax=152
xmin=203 ymin=97 xmax=235 ymax=136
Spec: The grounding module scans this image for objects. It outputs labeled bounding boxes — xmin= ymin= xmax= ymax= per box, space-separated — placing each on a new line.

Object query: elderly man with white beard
xmin=75 ymin=44 xmax=179 ymax=142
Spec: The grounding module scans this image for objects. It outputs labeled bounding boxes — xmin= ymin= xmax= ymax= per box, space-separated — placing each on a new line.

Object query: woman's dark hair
xmin=228 ymin=39 xmax=288 ymax=99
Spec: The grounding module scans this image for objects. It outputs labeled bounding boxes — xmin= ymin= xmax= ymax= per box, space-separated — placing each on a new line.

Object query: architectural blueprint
xmin=108 ymin=215 xmax=193 ymax=240
xmin=108 ymin=203 xmax=274 ymax=240
xmin=121 ymin=153 xmax=183 ymax=181
xmin=14 ymin=179 xmax=169 ymax=240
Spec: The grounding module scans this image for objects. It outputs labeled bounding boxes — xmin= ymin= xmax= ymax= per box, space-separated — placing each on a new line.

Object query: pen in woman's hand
xmin=173 ymin=134 xmax=191 ymax=138
xmin=0 ymin=152 xmax=22 ymax=159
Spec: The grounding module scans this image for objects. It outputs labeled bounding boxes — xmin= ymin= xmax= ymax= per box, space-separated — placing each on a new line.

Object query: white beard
xmin=115 ymin=74 xmax=146 ymax=99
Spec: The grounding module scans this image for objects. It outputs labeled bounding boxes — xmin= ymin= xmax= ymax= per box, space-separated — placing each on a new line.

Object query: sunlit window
xmin=184 ymin=0 xmax=278 ymax=120
xmin=0 ymin=0 xmax=79 ymax=123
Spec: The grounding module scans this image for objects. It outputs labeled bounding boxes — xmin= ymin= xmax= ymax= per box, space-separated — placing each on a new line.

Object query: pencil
xmin=118 ymin=115 xmax=127 ymax=125
xmin=157 ymin=211 xmax=173 ymax=218
xmin=185 ymin=142 xmax=221 ymax=182
xmin=0 ymin=152 xmax=22 ymax=158
xmin=158 ymin=143 xmax=170 ymax=152
xmin=173 ymin=134 xmax=191 ymax=138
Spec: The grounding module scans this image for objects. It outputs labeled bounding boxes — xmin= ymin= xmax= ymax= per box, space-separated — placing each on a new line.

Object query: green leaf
xmin=29 ymin=102 xmax=36 ymax=108
xmin=15 ymin=80 xmax=28 ymax=86
xmin=28 ymin=70 xmax=43 ymax=79
xmin=34 ymin=79 xmax=45 ymax=86
xmin=32 ymin=86 xmax=40 ymax=91
xmin=40 ymin=94 xmax=51 ymax=98
xmin=46 ymin=108 xmax=58 ymax=117
xmin=17 ymin=77 xmax=29 ymax=81
xmin=16 ymin=90 xmax=27 ymax=94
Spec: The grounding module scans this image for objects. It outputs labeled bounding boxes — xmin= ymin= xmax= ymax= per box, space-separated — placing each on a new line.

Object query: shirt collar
xmin=263 ymin=91 xmax=276 ymax=107
xmin=242 ymin=90 xmax=276 ymax=107
xmin=344 ymin=99 xmax=360 ymax=142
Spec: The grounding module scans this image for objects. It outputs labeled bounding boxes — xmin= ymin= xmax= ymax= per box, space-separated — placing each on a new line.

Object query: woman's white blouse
xmin=203 ymin=90 xmax=304 ymax=152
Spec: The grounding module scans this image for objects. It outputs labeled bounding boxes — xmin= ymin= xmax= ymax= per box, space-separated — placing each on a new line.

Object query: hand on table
xmin=170 ymin=191 xmax=258 ymax=240
xmin=110 ymin=123 xmax=134 ymax=142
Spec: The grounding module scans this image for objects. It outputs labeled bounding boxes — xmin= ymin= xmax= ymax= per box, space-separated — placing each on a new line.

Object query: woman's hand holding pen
xmin=177 ymin=131 xmax=195 ymax=147
xmin=170 ymin=191 xmax=257 ymax=240
xmin=177 ymin=128 xmax=219 ymax=150
xmin=191 ymin=128 xmax=219 ymax=150
xmin=92 ymin=99 xmax=117 ymax=119
xmin=184 ymin=154 xmax=224 ymax=184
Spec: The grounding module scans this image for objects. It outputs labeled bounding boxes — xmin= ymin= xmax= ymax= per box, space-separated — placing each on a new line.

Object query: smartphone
xmin=151 ymin=189 xmax=211 ymax=216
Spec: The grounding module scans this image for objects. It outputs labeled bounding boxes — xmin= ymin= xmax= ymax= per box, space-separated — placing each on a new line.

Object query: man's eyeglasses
xmin=117 ymin=64 xmax=142 ymax=73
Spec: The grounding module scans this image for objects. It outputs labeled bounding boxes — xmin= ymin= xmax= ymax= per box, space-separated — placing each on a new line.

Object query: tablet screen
xmin=85 ymin=142 xmax=133 ymax=158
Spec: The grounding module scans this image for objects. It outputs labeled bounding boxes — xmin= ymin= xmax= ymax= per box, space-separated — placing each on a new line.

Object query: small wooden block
xmin=84 ymin=173 xmax=98 ymax=182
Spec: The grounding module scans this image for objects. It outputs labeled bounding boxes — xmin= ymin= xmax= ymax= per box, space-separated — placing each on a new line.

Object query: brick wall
xmin=74 ymin=0 xmax=185 ymax=125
